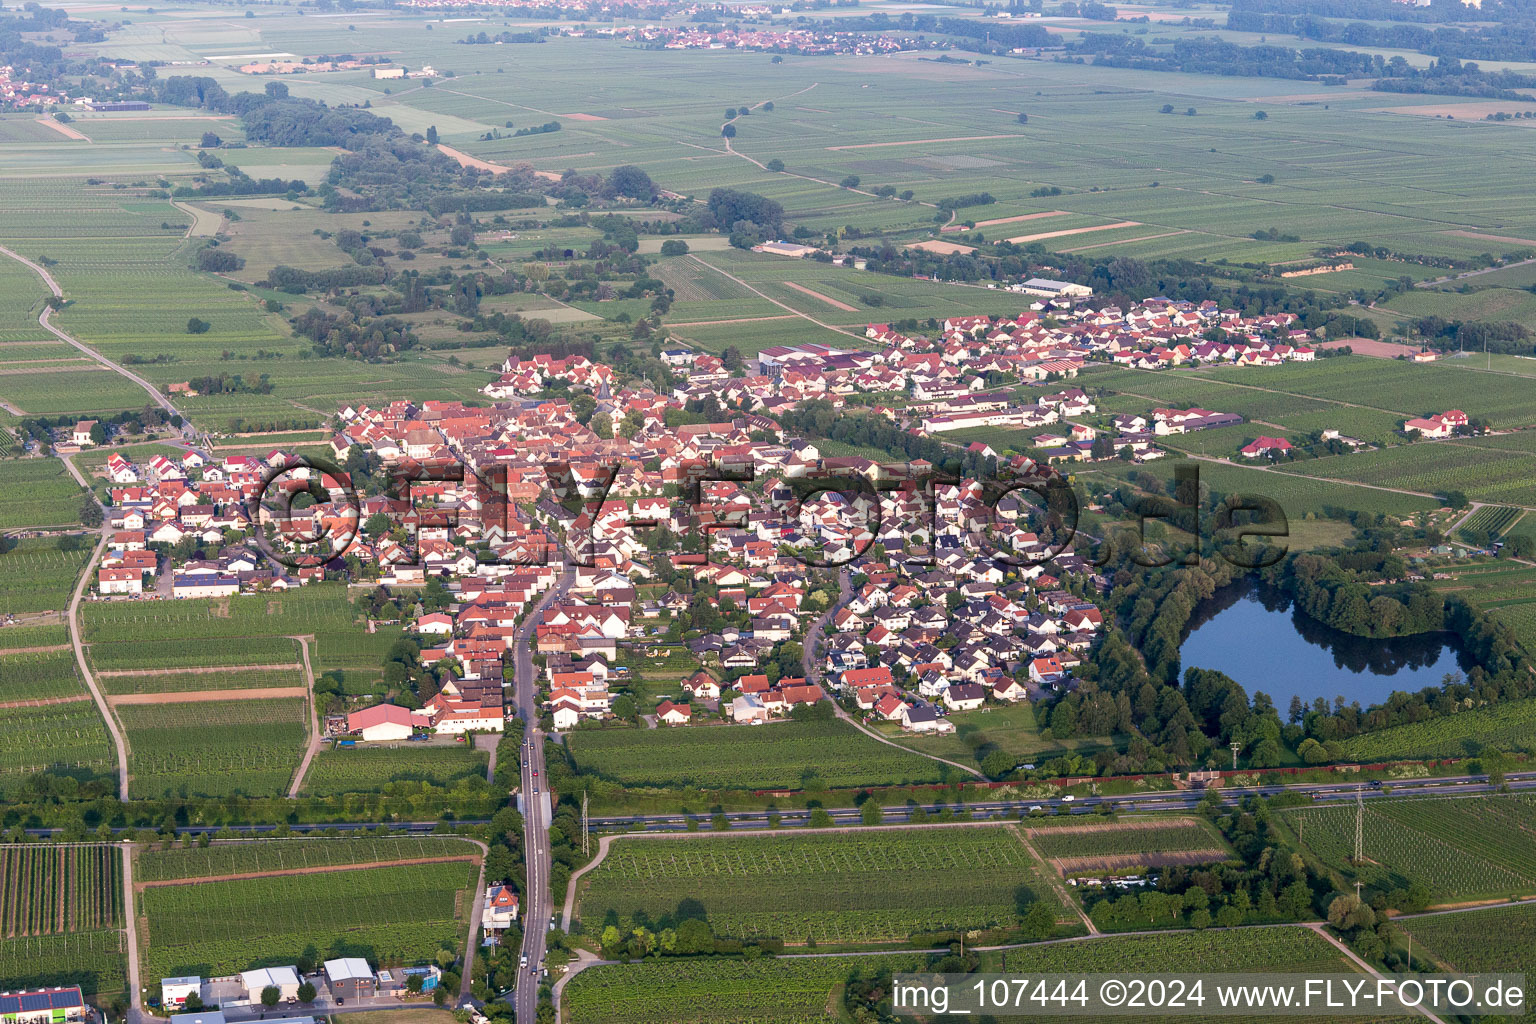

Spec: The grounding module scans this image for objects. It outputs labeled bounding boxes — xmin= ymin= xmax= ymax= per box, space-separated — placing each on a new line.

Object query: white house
xmin=481 ymin=883 xmax=519 ymax=940
xmin=347 ymin=703 xmax=416 ymax=742
xmin=943 ymin=683 xmax=986 ymax=712
xmin=240 ymin=966 xmax=301 ymax=1003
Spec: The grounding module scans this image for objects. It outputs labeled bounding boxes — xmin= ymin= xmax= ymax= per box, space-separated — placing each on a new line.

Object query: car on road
xmin=1028 ymin=805 xmax=1044 ymax=813
xmin=520 ymin=954 xmax=528 ymax=969
xmin=1060 ymin=795 xmax=1075 ymax=802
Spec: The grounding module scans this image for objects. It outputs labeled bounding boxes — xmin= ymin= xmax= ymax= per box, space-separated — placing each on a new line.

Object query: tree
xmin=296 ymin=982 xmax=316 ymax=1005
xmin=1004 ymin=898 xmax=1048 ymax=940
xmin=766 ymin=158 xmax=785 ymax=172
xmin=1442 ymin=490 xmax=1469 ymax=509
xmin=721 ymin=124 xmax=736 ymax=138
xmin=809 ymin=807 xmax=833 ymax=828
xmin=1160 ymin=104 xmax=1175 ymax=114
xmin=1254 ymin=110 xmax=1268 ymax=120
xmin=725 ymin=108 xmax=738 ymax=119
xmin=608 ymin=165 xmax=656 ymax=200
xmin=839 ymin=175 xmax=861 ymax=189
xmin=199 ymin=131 xmax=222 ymax=148
xmin=80 ymin=497 xmax=103 ymax=528
xmin=426 ymin=125 xmax=439 ymax=145
xmin=406 ymin=975 xmax=424 ymax=994
xmin=1185 ymin=107 xmax=1197 ymax=116
xmin=186 ymin=317 xmax=211 ymax=334
xmin=659 ymin=239 xmax=690 ymax=256
xmin=1017 ymin=112 xmax=1029 ymax=123
xmin=261 ymin=986 xmax=281 ymax=1010
xmin=860 ymin=800 xmax=883 ymax=825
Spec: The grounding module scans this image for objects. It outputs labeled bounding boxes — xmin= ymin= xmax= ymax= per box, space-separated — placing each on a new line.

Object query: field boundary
xmin=107 ymin=686 xmax=308 ymax=705
xmin=134 ymin=854 xmax=481 ymax=889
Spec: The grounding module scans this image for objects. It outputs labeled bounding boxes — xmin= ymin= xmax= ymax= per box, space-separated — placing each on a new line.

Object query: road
xmin=802 ymin=568 xmax=986 ymax=782
xmin=514 ymin=568 xmax=573 ymax=1023
xmin=121 ymin=843 xmax=143 ymax=1024
xmin=286 ymin=636 xmax=320 ymax=798
xmin=0 ymin=244 xmax=200 ymax=443
xmin=65 ymin=527 xmax=130 ymax=801
xmin=458 ymin=838 xmax=492 ymax=1004
xmin=16 ymin=771 xmax=1535 ymax=841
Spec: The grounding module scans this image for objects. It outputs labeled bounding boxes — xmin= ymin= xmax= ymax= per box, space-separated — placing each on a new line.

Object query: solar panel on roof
xmin=51 ymin=992 xmax=79 ymax=1009
xmin=20 ymin=994 xmax=49 ymax=1011
xmin=0 ymin=996 xmax=20 ymax=1014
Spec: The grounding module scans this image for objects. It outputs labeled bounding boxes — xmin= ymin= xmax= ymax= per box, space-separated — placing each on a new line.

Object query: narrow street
xmin=514 ymin=568 xmax=573 ymax=1023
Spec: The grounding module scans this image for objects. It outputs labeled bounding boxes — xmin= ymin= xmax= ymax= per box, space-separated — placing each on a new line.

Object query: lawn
xmin=871 ymin=702 xmax=1104 ymax=770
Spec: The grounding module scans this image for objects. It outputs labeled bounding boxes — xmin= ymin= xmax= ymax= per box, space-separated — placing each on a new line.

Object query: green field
xmin=301 ymin=745 xmax=490 ymax=796
xmin=0 ymin=649 xmax=84 ymax=702
xmin=120 ymin=698 xmax=308 ymax=799
xmin=0 ymin=538 xmax=90 ymax=616
xmin=86 ymin=635 xmax=303 ymax=672
xmin=1403 ymin=902 xmax=1536 ymax=978
xmin=82 ymin=585 xmax=357 ymax=644
xmin=135 ymin=836 xmax=480 ymax=882
xmin=563 ymin=925 xmax=1385 ymax=1024
xmin=1337 ymin=698 xmax=1536 ymax=760
xmin=0 ymin=844 xmax=125 ymax=997
xmin=565 ymin=718 xmax=946 ymax=791
xmin=0 ymin=460 xmax=83 ymax=529
xmin=1283 ymin=794 xmax=1536 ymax=902
xmin=140 ymin=858 xmax=477 ymax=978
xmin=0 ymin=702 xmax=114 ymax=796
xmin=97 ymin=667 xmax=305 ymax=696
xmin=577 ymin=826 xmax=1071 ymax=944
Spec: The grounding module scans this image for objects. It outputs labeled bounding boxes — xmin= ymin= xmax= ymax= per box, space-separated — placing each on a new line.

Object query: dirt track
xmin=436 ymin=143 xmax=561 ymax=181
xmin=107 ymin=686 xmax=308 ymax=704
xmin=782 ymin=281 xmax=858 ymax=312
xmin=96 ymin=663 xmax=299 ymax=678
xmin=135 ymin=854 xmax=480 ymax=889
xmin=827 ymin=134 xmax=1018 ymax=151
xmin=1007 ymin=221 xmax=1141 ymax=245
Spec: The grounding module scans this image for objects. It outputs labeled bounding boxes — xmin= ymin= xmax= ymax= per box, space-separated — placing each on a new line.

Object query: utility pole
xmin=581 ymin=789 xmax=590 ymax=857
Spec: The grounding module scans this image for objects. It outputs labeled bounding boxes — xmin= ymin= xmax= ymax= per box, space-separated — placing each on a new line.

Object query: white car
xmin=1027 ymin=805 xmax=1044 ymax=813
xmin=1060 ymin=795 xmax=1075 ymax=802
xmin=520 ymin=954 xmax=529 ymax=969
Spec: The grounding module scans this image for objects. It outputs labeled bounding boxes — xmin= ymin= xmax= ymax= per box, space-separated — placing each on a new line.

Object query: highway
xmin=22 ymin=771 xmax=1534 ymax=841
xmin=513 ymin=568 xmax=571 ymax=1023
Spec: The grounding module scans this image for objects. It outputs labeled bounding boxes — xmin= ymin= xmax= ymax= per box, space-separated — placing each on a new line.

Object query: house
xmin=944 ymin=682 xmax=986 ymax=711
xmin=417 ymin=612 xmax=454 ymax=635
xmin=729 ymin=693 xmax=769 ymax=723
xmin=1405 ymin=410 xmax=1466 ymax=438
xmin=1029 ymin=656 xmax=1065 ymax=685
xmin=681 ymin=672 xmax=720 ymax=701
xmin=993 ymin=677 xmax=1029 ymax=702
xmin=656 ymin=700 xmax=691 ymax=725
xmin=347 ymin=703 xmax=416 ymax=742
xmin=550 ymin=698 xmax=582 ymax=731
xmin=240 ymin=967 xmax=301 ymax=1003
xmin=171 ymin=573 xmax=239 ymax=599
xmin=1240 ymin=436 xmax=1291 ymax=458
xmin=322 ymin=959 xmax=375 ymax=1000
xmin=98 ymin=567 xmax=143 ymax=595
xmin=901 ymin=704 xmax=941 ymax=732
xmin=160 ymin=979 xmax=201 ymax=1009
xmin=1 ymin=989 xmax=86 ymax=1024
xmin=482 ymin=883 xmax=519 ymax=939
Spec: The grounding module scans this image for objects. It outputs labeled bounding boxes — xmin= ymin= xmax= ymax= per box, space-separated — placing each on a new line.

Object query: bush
xmin=659 ymin=239 xmax=690 ymax=256
xmin=186 ymin=317 xmax=211 ymax=334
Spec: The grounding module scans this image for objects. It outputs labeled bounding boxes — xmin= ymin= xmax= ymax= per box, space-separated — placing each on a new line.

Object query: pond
xmin=1180 ymin=581 xmax=1476 ymax=712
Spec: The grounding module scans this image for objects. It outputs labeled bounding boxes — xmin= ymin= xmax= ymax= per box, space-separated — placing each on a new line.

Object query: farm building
xmin=346 ymin=703 xmax=420 ymax=741
xmin=0 ymin=988 xmax=85 ymax=1024
xmin=322 ymin=959 xmax=375 ymax=1000
xmin=1017 ymin=277 xmax=1093 ymax=299
xmin=241 ymin=966 xmax=301 ymax=1002
xmin=160 ymin=978 xmax=201 ymax=1009
xmin=86 ymin=100 xmax=150 ymax=111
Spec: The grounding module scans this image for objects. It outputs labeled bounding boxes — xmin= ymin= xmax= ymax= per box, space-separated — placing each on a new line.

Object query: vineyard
xmin=0 ymin=930 xmax=126 ymax=997
xmin=0 ymin=460 xmax=82 ymax=531
xmin=566 ymin=719 xmax=945 ymax=791
xmin=1336 ymin=697 xmax=1536 ymax=760
xmin=87 ymin=636 xmax=302 ymax=673
xmin=301 ymin=746 xmax=490 ymax=796
xmin=1404 ymin=902 xmax=1536 ymax=978
xmin=0 ymin=704 xmax=114 ymax=796
xmin=1028 ymin=820 xmax=1232 ymax=874
xmin=563 ymin=925 xmax=1386 ymax=1024
xmin=0 ymin=649 xmax=85 ymax=702
xmin=99 ymin=667 xmax=306 ymax=696
xmin=1283 ymin=795 xmax=1536 ymax=901
xmin=577 ymin=827 xmax=1069 ymax=944
xmin=136 ymin=837 xmax=480 ymax=882
xmin=82 ymin=585 xmax=359 ymax=644
xmin=1459 ymin=504 xmax=1523 ymax=539
xmin=120 ymin=698 xmax=308 ymax=799
xmin=0 ymin=539 xmax=91 ymax=616
xmin=140 ymin=860 xmax=476 ymax=978
xmin=0 ymin=845 xmax=123 ymax=935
